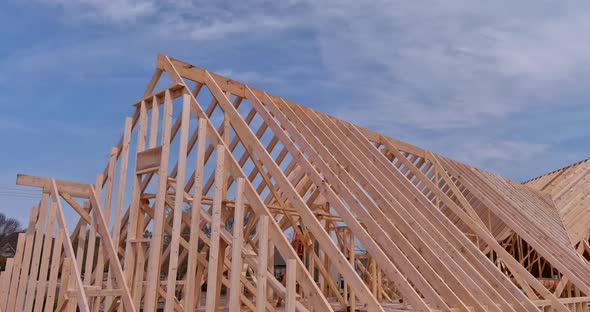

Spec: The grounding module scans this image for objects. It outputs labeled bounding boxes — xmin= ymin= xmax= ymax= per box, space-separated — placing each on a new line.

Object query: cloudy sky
xmin=1 ymin=0 xmax=589 ymax=223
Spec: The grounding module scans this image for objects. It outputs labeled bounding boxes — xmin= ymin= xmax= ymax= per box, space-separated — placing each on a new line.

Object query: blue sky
xmin=1 ymin=0 xmax=589 ymax=224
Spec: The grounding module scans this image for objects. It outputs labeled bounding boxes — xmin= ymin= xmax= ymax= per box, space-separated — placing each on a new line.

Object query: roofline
xmin=158 ymin=54 xmax=428 ymax=158
xmin=522 ymin=158 xmax=590 ymax=184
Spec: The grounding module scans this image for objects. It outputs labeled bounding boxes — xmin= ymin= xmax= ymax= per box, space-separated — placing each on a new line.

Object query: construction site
xmin=0 ymin=54 xmax=589 ymax=311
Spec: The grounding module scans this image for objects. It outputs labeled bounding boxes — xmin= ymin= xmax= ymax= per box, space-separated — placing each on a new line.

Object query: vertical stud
xmin=185 ymin=118 xmax=208 ymax=311
xmin=229 ymin=178 xmax=245 ymax=310
xmin=144 ymin=89 xmax=173 ymax=312
xmin=164 ymin=92 xmax=191 ymax=311
xmin=256 ymin=216 xmax=269 ymax=312
xmin=286 ymin=258 xmax=297 ymax=312
xmin=205 ymin=145 xmax=225 ymax=312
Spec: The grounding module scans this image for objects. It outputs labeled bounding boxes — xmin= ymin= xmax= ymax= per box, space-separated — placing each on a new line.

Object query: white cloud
xmin=32 ymin=0 xmax=308 ymax=39
xmin=14 ymin=0 xmax=590 ymax=180
xmin=454 ymin=140 xmax=550 ymax=167
xmin=158 ymin=13 xmax=302 ymax=41
xmin=304 ymin=0 xmax=590 ymax=130
xmin=34 ymin=0 xmax=159 ymax=23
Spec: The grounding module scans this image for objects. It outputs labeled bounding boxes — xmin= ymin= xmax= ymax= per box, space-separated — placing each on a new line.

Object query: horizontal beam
xmin=16 ymin=174 xmax=92 ymax=198
xmin=532 ymin=296 xmax=590 ymax=306
xmin=132 ymin=84 xmax=184 ymax=108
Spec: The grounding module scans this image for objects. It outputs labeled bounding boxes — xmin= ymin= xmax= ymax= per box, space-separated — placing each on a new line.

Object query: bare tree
xmin=0 ymin=213 xmax=22 ymax=257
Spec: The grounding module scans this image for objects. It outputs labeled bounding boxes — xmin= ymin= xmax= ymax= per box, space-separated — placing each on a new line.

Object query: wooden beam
xmin=14 ymin=206 xmax=39 ymax=311
xmin=184 ymin=118 xmax=208 ymax=311
xmin=44 ymin=229 xmax=65 ymax=311
xmin=135 ymin=146 xmax=162 ymax=174
xmin=256 ymin=215 xmax=269 ymax=312
xmin=229 ymin=178 xmax=246 ymax=311
xmin=33 ymin=194 xmax=55 ymax=312
xmin=205 ymin=145 xmax=225 ymax=312
xmin=123 ymin=100 xmax=148 ymax=306
xmin=50 ymin=179 xmax=91 ymax=312
xmin=88 ymin=186 xmax=136 ymax=312
xmin=163 ymin=91 xmax=191 ymax=312
xmin=17 ymin=174 xmax=91 ymax=198
xmin=143 ymin=89 xmax=174 ymax=312
xmin=285 ymin=258 xmax=297 ymax=312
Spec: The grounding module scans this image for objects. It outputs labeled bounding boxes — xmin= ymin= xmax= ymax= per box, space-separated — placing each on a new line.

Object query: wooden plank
xmin=256 ymin=216 xmax=269 ymax=312
xmin=267 ymin=240 xmax=275 ymax=301
xmin=149 ymin=95 xmax=160 ymax=148
xmin=32 ymin=195 xmax=57 ymax=312
xmin=131 ymin=243 xmax=147 ymax=309
xmin=84 ymin=174 xmax=102 ymax=289
xmin=61 ymin=192 xmax=92 ymax=224
xmin=50 ymin=179 xmax=91 ymax=312
xmin=70 ymin=288 xmax=123 ymax=297
xmin=17 ymin=174 xmax=91 ymax=198
xmin=111 ymin=117 xmax=132 ymax=246
xmin=75 ymin=208 xmax=88 ymax=304
xmin=6 ymin=233 xmax=26 ymax=311
xmin=285 ymin=259 xmax=297 ymax=312
xmin=184 ymin=118 xmax=208 ymax=311
xmin=0 ymin=258 xmax=14 ymax=311
xmin=15 ymin=206 xmax=39 ymax=311
xmin=44 ymin=229 xmax=65 ymax=311
xmin=164 ymin=91 xmax=191 ymax=312
xmin=88 ymin=186 xmax=136 ymax=312
xmin=349 ymin=232 xmax=356 ymax=311
xmin=124 ymin=100 xmax=148 ymax=305
xmin=135 ymin=146 xmax=162 ymax=174
xmin=0 ymin=273 xmax=4 ymax=309
xmin=319 ymin=213 xmax=328 ymax=296
xmin=56 ymin=257 xmax=72 ymax=311
xmin=92 ymin=147 xmax=117 ymax=311
xmin=205 ymin=145 xmax=225 ymax=312
xmin=105 ymin=116 xmax=132 ymax=310
xmin=229 ymin=178 xmax=246 ymax=311
xmin=214 ymin=239 xmax=227 ymax=311
xmin=133 ymin=84 xmax=184 ymax=108
xmin=143 ymin=89 xmax=174 ymax=312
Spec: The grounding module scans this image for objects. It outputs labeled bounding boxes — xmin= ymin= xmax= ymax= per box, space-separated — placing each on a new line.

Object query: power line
xmin=0 ymin=193 xmax=39 ymax=199
xmin=0 ymin=187 xmax=39 ymax=193
xmin=0 ymin=194 xmax=38 ymax=198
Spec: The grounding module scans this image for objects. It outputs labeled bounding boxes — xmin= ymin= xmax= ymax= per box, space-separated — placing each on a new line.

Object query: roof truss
xmin=1 ymin=54 xmax=590 ymax=311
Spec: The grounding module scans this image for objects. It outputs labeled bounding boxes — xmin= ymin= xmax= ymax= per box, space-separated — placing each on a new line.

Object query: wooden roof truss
xmin=1 ymin=54 xmax=590 ymax=311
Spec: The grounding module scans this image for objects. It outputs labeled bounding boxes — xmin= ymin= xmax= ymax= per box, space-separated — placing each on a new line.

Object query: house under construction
xmin=0 ymin=54 xmax=589 ymax=312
